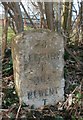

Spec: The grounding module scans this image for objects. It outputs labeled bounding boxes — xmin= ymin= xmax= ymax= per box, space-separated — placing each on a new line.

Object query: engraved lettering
xmin=38 ymin=90 xmax=44 ymax=97
xmin=25 ymin=52 xmax=57 ymax=65
xmin=34 ymin=90 xmax=37 ymax=98
xmin=45 ymin=89 xmax=49 ymax=96
xmin=27 ymin=87 xmax=56 ymax=99
xmin=49 ymin=88 xmax=54 ymax=95
xmin=28 ymin=92 xmax=33 ymax=99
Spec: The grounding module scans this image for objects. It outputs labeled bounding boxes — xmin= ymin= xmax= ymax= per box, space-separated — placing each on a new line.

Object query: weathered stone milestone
xmin=12 ymin=29 xmax=64 ymax=108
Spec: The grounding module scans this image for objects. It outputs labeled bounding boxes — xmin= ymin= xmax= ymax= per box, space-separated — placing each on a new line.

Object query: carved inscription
xmin=29 ymin=75 xmax=52 ymax=85
xmin=24 ymin=40 xmax=61 ymax=99
xmin=24 ymin=50 xmax=60 ymax=99
xmin=24 ymin=52 xmax=59 ymax=65
xmin=27 ymin=87 xmax=56 ymax=99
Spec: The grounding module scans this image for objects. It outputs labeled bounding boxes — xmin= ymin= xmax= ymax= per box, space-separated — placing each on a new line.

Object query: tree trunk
xmin=2 ymin=2 xmax=24 ymax=34
xmin=80 ymin=1 xmax=83 ymax=43
xmin=68 ymin=2 xmax=72 ymax=31
xmin=44 ymin=2 xmax=55 ymax=31
xmin=62 ymin=2 xmax=69 ymax=31
xmin=2 ymin=5 xmax=8 ymax=58
xmin=38 ymin=2 xmax=45 ymax=28
xmin=67 ymin=2 xmax=73 ymax=41
xmin=11 ymin=2 xmax=24 ymax=33
xmin=54 ymin=2 xmax=62 ymax=32
xmin=61 ymin=2 xmax=69 ymax=42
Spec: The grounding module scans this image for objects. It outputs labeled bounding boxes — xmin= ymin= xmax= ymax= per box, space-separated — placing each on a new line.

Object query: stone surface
xmin=12 ymin=29 xmax=64 ymax=108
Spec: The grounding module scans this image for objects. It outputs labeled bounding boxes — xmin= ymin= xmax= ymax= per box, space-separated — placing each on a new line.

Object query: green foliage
xmin=2 ymin=57 xmax=13 ymax=76
xmin=54 ymin=116 xmax=64 ymax=120
xmin=2 ymin=51 xmax=19 ymax=108
xmin=24 ymin=26 xmax=33 ymax=31
xmin=72 ymin=116 xmax=76 ymax=120
xmin=8 ymin=112 xmax=15 ymax=120
xmin=64 ymin=50 xmax=70 ymax=60
xmin=3 ymin=87 xmax=19 ymax=108
xmin=76 ymin=93 xmax=81 ymax=101
xmin=79 ymin=118 xmax=83 ymax=120
xmin=7 ymin=27 xmax=15 ymax=44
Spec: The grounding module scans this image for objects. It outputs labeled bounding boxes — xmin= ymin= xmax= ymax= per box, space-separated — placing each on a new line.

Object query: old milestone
xmin=12 ymin=29 xmax=64 ymax=108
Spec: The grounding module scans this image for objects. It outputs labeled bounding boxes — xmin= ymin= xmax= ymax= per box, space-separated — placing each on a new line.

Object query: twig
xmin=30 ymin=0 xmax=39 ymax=8
xmin=65 ymin=46 xmax=83 ymax=66
xmin=15 ymin=103 xmax=21 ymax=120
xmin=20 ymin=2 xmax=36 ymax=29
xmin=61 ymin=27 xmax=81 ymax=39
xmin=62 ymin=3 xmax=77 ymax=14
xmin=62 ymin=86 xmax=78 ymax=108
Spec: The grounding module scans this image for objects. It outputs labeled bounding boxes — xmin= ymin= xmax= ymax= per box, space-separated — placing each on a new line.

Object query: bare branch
xmin=20 ymin=2 xmax=36 ymax=29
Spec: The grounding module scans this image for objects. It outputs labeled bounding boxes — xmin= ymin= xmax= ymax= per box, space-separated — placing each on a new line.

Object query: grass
xmin=7 ymin=27 xmax=15 ymax=45
xmin=0 ymin=25 xmax=33 ymax=45
xmin=0 ymin=26 xmax=15 ymax=46
xmin=7 ymin=26 xmax=33 ymax=45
